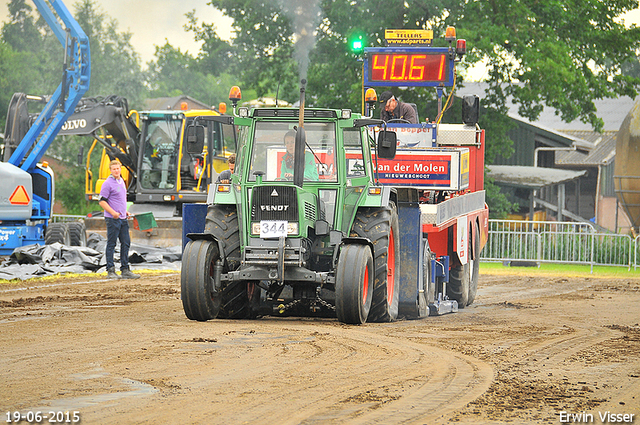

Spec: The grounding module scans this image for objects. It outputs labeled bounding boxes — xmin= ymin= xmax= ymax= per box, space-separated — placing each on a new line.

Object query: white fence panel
xmin=482 ymin=219 xmax=636 ymax=271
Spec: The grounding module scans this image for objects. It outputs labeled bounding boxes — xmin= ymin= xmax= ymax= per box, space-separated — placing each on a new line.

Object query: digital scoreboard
xmin=363 ymin=47 xmax=455 ymax=87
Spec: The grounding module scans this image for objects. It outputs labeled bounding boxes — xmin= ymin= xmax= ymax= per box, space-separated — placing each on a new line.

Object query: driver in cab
xmin=280 ymin=129 xmax=319 ymax=181
xmin=379 ymin=90 xmax=418 ymax=124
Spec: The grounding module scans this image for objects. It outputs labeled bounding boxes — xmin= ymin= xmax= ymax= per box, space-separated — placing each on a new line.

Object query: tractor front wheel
xmin=336 ymin=244 xmax=374 ymax=324
xmin=181 ymin=239 xmax=222 ymax=321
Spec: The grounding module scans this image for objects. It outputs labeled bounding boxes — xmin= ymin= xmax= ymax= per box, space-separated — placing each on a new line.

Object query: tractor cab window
xmin=207 ymin=121 xmax=237 ymax=184
xmin=140 ymin=116 xmax=182 ymax=189
xmin=343 ymin=127 xmax=368 ymax=177
xmin=248 ymin=121 xmax=337 ymax=182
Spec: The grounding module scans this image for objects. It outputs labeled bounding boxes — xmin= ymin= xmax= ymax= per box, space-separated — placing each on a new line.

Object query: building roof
xmin=555 ymin=131 xmax=617 ymax=167
xmin=487 ymin=165 xmax=587 ymax=189
xmin=458 ymin=82 xmax=637 ymax=132
xmin=144 ymin=95 xmax=211 ymax=111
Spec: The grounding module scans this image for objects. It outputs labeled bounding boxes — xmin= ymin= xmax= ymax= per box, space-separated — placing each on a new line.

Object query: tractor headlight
xmin=287 ymin=222 xmax=299 ymax=235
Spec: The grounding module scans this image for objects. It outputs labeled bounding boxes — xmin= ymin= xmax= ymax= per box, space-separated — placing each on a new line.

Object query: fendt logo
xmin=261 ymin=205 xmax=289 ymax=211
xmin=61 ymin=119 xmax=87 ymax=131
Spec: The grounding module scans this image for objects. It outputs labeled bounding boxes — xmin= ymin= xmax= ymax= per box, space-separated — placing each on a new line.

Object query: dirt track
xmin=1 ymin=270 xmax=639 ymax=424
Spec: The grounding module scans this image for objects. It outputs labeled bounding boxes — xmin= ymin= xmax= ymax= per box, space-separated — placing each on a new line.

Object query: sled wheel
xmin=336 ymin=244 xmax=374 ymax=324
xmin=67 ymin=221 xmax=87 ymax=247
xmin=351 ymin=204 xmax=399 ymax=322
xmin=44 ymin=222 xmax=70 ymax=246
xmin=423 ymin=238 xmax=435 ymax=305
xmin=181 ymin=239 xmax=221 ymax=321
xmin=467 ymin=222 xmax=480 ymax=306
xmin=447 ymin=222 xmax=477 ymax=308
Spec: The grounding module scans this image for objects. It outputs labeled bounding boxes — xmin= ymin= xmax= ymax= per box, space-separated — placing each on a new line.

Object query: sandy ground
xmin=1 ymin=269 xmax=639 ymax=424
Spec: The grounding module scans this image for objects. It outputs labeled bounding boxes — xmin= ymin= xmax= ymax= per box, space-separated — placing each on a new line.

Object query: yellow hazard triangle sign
xmin=9 ymin=185 xmax=30 ymax=205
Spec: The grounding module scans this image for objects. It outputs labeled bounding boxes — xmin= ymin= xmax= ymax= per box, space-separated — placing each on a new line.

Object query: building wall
xmin=497 ymin=126 xmax=536 ymax=166
xmin=597 ymin=195 xmax=632 ymax=233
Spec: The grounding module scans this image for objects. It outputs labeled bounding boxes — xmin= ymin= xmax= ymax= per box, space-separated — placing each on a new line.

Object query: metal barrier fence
xmin=481 ymin=220 xmax=638 ymax=271
xmin=51 ymin=214 xmax=85 ymax=223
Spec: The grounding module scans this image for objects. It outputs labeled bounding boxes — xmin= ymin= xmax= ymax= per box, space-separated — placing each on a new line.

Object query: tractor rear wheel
xmin=336 ymin=244 xmax=373 ymax=324
xmin=67 ymin=221 xmax=87 ymax=246
xmin=351 ymin=205 xmax=399 ymax=322
xmin=45 ymin=222 xmax=70 ymax=246
xmin=181 ymin=239 xmax=222 ymax=321
xmin=204 ymin=205 xmax=241 ymax=271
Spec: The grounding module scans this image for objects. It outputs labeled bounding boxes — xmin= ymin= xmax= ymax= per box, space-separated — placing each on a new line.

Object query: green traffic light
xmin=350 ymin=34 xmax=364 ymax=53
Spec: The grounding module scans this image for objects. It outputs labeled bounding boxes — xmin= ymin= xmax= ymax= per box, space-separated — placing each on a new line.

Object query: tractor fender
xmin=360 ymin=186 xmax=393 ymax=207
xmin=333 ymin=236 xmax=374 ymax=268
xmin=185 ymin=232 xmax=227 ymax=262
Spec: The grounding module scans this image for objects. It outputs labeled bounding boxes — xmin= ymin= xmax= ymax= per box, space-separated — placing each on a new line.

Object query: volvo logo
xmin=261 ymin=205 xmax=289 ymax=211
xmin=61 ymin=119 xmax=87 ymax=131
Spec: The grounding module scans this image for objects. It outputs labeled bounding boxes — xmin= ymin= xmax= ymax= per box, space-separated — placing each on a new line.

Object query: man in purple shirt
xmin=99 ymin=160 xmax=139 ymax=279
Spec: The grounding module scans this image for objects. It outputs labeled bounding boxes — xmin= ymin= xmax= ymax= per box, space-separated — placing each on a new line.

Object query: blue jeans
xmin=105 ymin=217 xmax=131 ymax=271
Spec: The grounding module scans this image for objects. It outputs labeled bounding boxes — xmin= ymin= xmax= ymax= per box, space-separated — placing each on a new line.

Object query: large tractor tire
xmin=203 ymin=205 xmax=257 ymax=319
xmin=351 ymin=205 xmax=399 ymax=322
xmin=447 ymin=221 xmax=480 ymax=308
xmin=45 ymin=222 xmax=70 ymax=246
xmin=336 ymin=244 xmax=374 ymax=324
xmin=181 ymin=239 xmax=222 ymax=321
xmin=204 ymin=205 xmax=241 ymax=271
xmin=67 ymin=221 xmax=87 ymax=247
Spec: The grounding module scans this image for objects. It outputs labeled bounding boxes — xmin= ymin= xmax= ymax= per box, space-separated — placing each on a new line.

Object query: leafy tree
xmin=73 ymin=0 xmax=146 ymax=107
xmin=1 ymin=0 xmax=42 ymax=53
xmin=1 ymin=0 xmax=60 ymax=95
xmin=622 ymin=55 xmax=640 ymax=79
xmin=145 ymin=41 xmax=237 ymax=107
xmin=184 ymin=10 xmax=235 ymax=77
xmin=0 ymin=42 xmax=39 ymax=126
xmin=455 ymin=0 xmax=640 ymax=132
xmin=55 ymin=159 xmax=95 ymax=215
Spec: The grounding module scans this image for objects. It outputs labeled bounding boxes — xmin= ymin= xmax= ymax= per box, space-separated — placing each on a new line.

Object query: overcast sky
xmin=0 ymin=1 xmax=638 ymax=69
xmin=0 ymin=0 xmax=234 ymax=65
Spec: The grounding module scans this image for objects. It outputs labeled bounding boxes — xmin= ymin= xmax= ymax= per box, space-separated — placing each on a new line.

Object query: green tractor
xmin=181 ymin=83 xmax=402 ymax=324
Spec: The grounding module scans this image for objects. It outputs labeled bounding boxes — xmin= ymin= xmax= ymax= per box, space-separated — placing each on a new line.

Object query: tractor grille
xmin=304 ymin=201 xmax=316 ymax=221
xmin=253 ymin=109 xmax=337 ymax=119
xmin=251 ymin=186 xmax=298 ymax=221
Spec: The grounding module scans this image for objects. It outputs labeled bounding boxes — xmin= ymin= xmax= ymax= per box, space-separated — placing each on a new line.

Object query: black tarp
xmin=0 ymin=233 xmax=181 ymax=280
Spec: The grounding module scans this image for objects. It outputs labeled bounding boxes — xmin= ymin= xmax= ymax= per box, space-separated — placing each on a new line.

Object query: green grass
xmin=481 ymin=261 xmax=640 ymax=279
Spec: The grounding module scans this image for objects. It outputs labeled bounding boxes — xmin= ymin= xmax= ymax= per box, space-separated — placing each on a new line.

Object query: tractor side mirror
xmin=186 ymin=125 xmax=205 ymax=154
xmin=377 ymin=130 xmax=397 ymax=159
